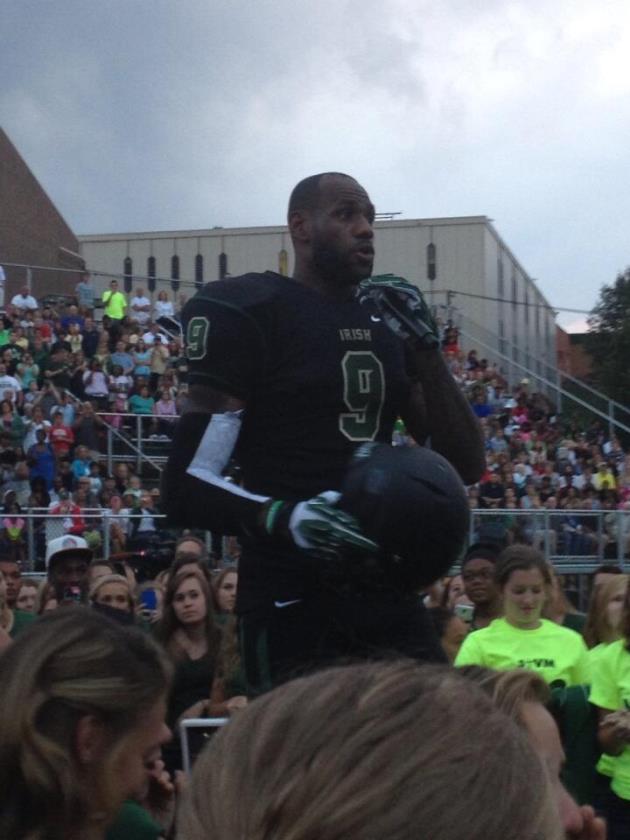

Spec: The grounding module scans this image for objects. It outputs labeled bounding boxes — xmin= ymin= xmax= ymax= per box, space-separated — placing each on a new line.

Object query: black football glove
xmin=262 ymin=491 xmax=378 ymax=559
xmin=358 ymin=274 xmax=440 ymax=351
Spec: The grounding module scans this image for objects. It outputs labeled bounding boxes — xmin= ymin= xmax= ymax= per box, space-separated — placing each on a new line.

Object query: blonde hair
xmin=583 ymin=574 xmax=629 ymax=648
xmin=88 ymin=573 xmax=133 ymax=610
xmin=179 ymin=661 xmax=561 ymax=840
xmin=458 ymin=665 xmax=551 ymax=723
xmin=0 ymin=606 xmax=171 ymax=839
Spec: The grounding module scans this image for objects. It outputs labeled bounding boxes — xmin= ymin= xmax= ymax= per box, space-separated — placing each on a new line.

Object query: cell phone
xmin=140 ymin=589 xmax=158 ymax=612
xmin=454 ymin=603 xmax=475 ymax=624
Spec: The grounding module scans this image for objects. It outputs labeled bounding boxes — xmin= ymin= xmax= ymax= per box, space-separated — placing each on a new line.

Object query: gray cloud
xmin=1 ymin=0 xmax=630 ymax=328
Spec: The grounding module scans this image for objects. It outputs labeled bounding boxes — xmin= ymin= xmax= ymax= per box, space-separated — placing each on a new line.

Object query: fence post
xmin=543 ymin=509 xmax=550 ymax=563
xmin=596 ymin=514 xmax=604 ymax=562
xmin=136 ymin=415 xmax=142 ymax=474
xmin=26 ymin=510 xmax=35 ymax=572
xmin=103 ymin=515 xmax=111 ymax=560
xmin=609 ymin=400 xmax=614 ymax=441
xmin=106 ymin=426 xmax=113 ymax=474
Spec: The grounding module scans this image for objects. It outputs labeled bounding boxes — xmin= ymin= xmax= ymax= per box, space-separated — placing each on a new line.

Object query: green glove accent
xmin=358 ymin=274 xmax=440 ymax=350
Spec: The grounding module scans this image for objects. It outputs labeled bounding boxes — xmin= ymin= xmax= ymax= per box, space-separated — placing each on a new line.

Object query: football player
xmin=164 ymin=172 xmax=484 ymax=691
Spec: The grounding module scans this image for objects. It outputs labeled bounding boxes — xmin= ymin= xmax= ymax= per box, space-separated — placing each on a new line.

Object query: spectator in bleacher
xmin=456 ymin=545 xmax=590 ymax=688
xmin=593 ymin=462 xmax=617 ymax=492
xmin=103 ymin=493 xmax=130 ymax=553
xmin=130 ymin=286 xmax=152 ymax=326
xmin=212 ymin=567 xmax=238 ymax=616
xmin=180 ymin=662 xmax=560 ymax=840
xmin=132 ymin=339 xmax=152 ymax=378
xmin=0 ymin=608 xmax=172 ymax=840
xmin=45 ymin=533 xmax=92 ymax=603
xmin=544 ymin=567 xmax=587 ymax=634
xmin=3 ymin=463 xmax=31 ymax=508
xmin=60 ymin=303 xmax=84 ymax=332
xmin=48 ymin=492 xmax=86 ymax=538
xmin=75 ymin=272 xmax=95 ymax=313
xmin=0 ymin=557 xmax=21 ymax=608
xmin=0 ymin=398 xmax=25 ymax=446
xmin=460 ymin=666 xmax=604 ymax=839
xmin=154 ymin=568 xmax=221 ymax=767
xmin=461 ymin=543 xmax=502 ymax=630
xmin=16 ymin=351 xmax=39 ymax=391
xmin=80 ymin=316 xmax=99 ymax=361
xmin=27 ymin=428 xmax=56 ymax=489
xmin=82 ymin=358 xmax=109 ymax=408
xmin=479 ymin=469 xmax=505 ymax=508
xmin=15 ymin=580 xmax=38 ymax=613
xmin=472 ymin=390 xmax=493 ymax=419
xmin=49 ymin=410 xmax=75 ymax=460
xmin=73 ymin=400 xmax=104 ymax=457
xmin=66 ymin=322 xmax=83 ymax=355
xmin=89 ymin=573 xmax=134 ymax=615
xmin=70 ymin=444 xmax=91 ymax=482
xmin=154 ymin=289 xmax=175 ymax=323
xmin=102 ymin=278 xmax=127 ymax=324
xmin=142 ymin=321 xmax=169 ymax=346
xmin=0 ymin=567 xmax=35 ymax=643
xmin=153 ymin=388 xmax=177 ymax=437
xmin=591 ymin=582 xmax=630 ymax=839
xmin=44 ymin=345 xmax=72 ymax=392
xmin=48 ymin=388 xmax=75 ymax=426
xmin=584 ymin=574 xmax=628 ymax=651
xmin=10 ymin=285 xmax=38 ymax=314
xmin=129 ymin=384 xmax=155 ymax=417
xmin=0 ymin=362 xmax=22 ymax=406
xmin=427 ymin=606 xmax=469 ymax=662
xmin=149 ymin=339 xmax=170 ymax=391
xmin=108 ymin=340 xmax=132 ymax=376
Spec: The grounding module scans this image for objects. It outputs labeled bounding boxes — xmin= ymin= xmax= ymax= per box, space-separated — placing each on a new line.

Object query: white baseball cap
xmin=45 ymin=535 xmax=92 ymax=569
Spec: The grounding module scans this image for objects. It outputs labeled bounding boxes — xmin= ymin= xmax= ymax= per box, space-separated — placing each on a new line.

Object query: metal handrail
xmin=457 ymin=325 xmax=630 ymax=437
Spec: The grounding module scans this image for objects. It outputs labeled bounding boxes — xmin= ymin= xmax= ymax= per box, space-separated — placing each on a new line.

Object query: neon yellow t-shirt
xmin=455 ymin=617 xmax=590 ymax=688
xmin=102 ymin=290 xmax=127 ymax=320
xmin=589 ymin=643 xmax=617 ymax=778
xmin=590 ymin=638 xmax=630 ymax=800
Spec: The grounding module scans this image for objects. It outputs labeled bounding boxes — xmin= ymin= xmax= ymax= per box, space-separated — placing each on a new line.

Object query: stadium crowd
xmin=1 ymin=275 xmax=630 ymax=839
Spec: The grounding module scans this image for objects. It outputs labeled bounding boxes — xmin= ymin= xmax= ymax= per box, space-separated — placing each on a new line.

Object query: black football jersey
xmin=182 ymin=272 xmax=414 ymax=608
xmin=183 ymin=272 xmax=412 ymax=500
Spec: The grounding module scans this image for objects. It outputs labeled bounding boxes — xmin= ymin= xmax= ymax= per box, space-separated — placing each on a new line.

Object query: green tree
xmin=586 ymin=268 xmax=630 ymax=404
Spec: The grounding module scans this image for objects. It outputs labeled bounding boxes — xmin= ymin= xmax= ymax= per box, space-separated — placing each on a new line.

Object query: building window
xmin=535 ymin=299 xmax=540 ymax=337
xmin=279 ymin=249 xmax=288 ymax=276
xmin=427 ymin=243 xmax=436 ymax=281
xmin=147 ymin=256 xmax=156 ymax=293
xmin=123 ymin=257 xmax=132 ymax=293
xmin=171 ymin=255 xmax=180 ymax=292
xmin=195 ymin=254 xmax=204 ymax=289
xmin=219 ymin=252 xmax=228 ymax=279
xmin=524 ymin=290 xmax=529 ymax=325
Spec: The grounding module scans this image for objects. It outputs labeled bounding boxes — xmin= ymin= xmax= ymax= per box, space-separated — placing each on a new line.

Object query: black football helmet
xmin=338 ymin=443 xmax=469 ymax=590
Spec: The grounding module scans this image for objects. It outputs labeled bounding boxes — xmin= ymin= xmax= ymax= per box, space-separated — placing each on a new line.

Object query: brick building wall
xmin=0 ymin=128 xmax=82 ymax=304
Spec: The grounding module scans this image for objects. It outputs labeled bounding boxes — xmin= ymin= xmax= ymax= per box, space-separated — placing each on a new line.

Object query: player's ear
xmin=288 ymin=209 xmax=312 ymax=243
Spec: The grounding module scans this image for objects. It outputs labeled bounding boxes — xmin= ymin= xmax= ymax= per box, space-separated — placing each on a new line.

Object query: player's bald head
xmin=288 ymin=172 xmax=362 ymax=218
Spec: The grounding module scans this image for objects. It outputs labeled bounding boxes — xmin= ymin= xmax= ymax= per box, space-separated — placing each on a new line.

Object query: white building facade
xmin=78 ymin=216 xmax=557 ymax=386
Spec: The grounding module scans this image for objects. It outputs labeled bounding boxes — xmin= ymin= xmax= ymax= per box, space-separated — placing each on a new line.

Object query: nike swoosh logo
xmin=370 ymin=315 xmax=381 ymax=323
xmin=274 ymin=599 xmax=302 ymax=608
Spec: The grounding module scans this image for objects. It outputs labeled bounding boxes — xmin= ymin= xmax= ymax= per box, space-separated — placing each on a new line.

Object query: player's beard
xmin=311 ymin=236 xmax=372 ymax=286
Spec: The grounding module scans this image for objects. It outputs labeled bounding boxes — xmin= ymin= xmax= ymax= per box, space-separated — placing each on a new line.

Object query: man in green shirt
xmin=102 ymin=279 xmax=127 ymax=323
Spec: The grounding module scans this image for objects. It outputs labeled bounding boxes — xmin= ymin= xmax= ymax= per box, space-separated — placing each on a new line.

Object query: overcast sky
xmin=2 ymin=0 xmax=629 ymax=330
